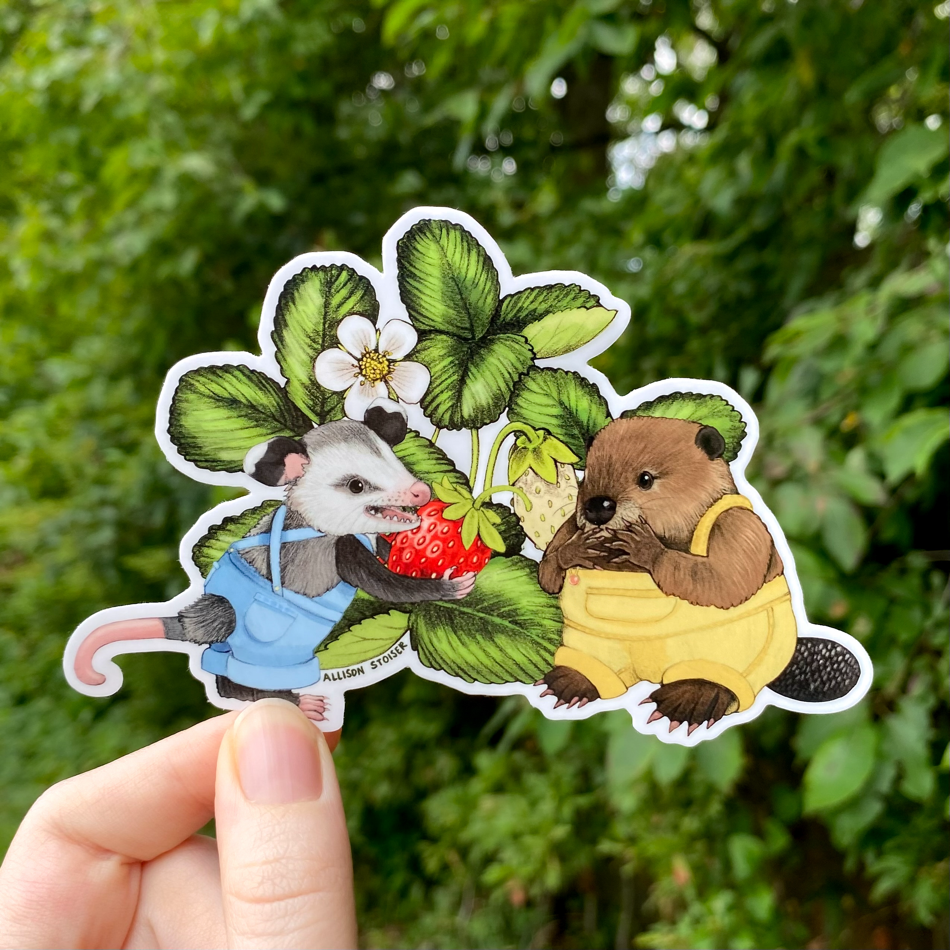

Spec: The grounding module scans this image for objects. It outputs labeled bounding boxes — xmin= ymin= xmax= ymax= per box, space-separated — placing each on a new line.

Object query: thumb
xmin=215 ymin=699 xmax=357 ymax=949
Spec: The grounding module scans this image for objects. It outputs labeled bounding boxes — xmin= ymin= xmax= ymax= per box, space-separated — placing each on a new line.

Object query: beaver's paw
xmin=536 ymin=666 xmax=601 ymax=709
xmin=641 ymin=679 xmax=738 ymax=735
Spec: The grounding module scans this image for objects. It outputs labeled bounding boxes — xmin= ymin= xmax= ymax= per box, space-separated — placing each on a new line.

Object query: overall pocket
xmin=244 ymin=593 xmax=297 ymax=643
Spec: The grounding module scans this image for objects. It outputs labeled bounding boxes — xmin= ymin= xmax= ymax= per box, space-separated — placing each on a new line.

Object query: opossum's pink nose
xmin=408 ymin=481 xmax=431 ymax=505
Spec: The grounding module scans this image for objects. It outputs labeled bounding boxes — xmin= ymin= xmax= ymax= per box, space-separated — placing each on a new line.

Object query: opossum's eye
xmin=347 ymin=478 xmax=365 ymax=494
xmin=637 ymin=471 xmax=655 ymax=491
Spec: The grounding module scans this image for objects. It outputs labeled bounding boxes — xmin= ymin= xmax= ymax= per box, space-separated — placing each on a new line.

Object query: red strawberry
xmin=384 ymin=500 xmax=493 ymax=578
xmin=382 ymin=473 xmax=527 ymax=578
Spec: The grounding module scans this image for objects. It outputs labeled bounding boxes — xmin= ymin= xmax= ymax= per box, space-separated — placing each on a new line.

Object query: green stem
xmin=483 ymin=422 xmax=540 ymax=488
xmin=468 ymin=428 xmax=480 ymax=486
xmin=473 ymin=483 xmax=533 ymax=511
xmin=430 ymin=427 xmax=440 ymax=445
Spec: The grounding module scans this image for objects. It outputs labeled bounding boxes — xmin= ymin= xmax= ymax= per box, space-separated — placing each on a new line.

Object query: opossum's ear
xmin=363 ymin=397 xmax=408 ymax=447
xmin=695 ymin=425 xmax=726 ymax=460
xmin=243 ymin=436 xmax=309 ymax=486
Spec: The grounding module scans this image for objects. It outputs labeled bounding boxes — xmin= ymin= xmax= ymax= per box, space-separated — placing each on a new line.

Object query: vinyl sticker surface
xmin=64 ymin=208 xmax=873 ymax=744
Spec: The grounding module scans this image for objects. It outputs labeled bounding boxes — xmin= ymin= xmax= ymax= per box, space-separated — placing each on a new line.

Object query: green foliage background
xmin=0 ymin=1 xmax=947 ymax=947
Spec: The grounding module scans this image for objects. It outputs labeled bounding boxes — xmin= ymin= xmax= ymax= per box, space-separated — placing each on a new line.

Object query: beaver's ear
xmin=695 ymin=425 xmax=726 ymax=460
xmin=364 ymin=397 xmax=408 ymax=446
xmin=244 ymin=437 xmax=309 ymax=485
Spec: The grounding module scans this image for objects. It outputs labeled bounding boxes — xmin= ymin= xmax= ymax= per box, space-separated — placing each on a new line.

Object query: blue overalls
xmin=200 ymin=505 xmax=373 ymax=691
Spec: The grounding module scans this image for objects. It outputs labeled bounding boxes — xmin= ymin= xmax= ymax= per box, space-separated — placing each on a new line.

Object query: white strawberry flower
xmin=314 ymin=314 xmax=430 ymax=420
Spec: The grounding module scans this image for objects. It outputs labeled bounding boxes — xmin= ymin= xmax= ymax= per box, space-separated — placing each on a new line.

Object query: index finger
xmin=0 ymin=713 xmax=235 ymax=949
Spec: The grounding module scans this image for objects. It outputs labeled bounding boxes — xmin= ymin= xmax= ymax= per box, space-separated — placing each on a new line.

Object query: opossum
xmin=73 ymin=400 xmax=475 ymax=720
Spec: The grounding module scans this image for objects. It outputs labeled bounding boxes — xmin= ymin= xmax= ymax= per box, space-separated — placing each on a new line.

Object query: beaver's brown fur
xmin=536 ymin=415 xmax=785 ymax=726
xmin=539 ymin=416 xmax=783 ymax=604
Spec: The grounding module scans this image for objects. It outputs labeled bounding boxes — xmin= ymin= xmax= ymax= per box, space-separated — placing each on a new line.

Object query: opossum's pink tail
xmin=74 ymin=618 xmax=166 ymax=686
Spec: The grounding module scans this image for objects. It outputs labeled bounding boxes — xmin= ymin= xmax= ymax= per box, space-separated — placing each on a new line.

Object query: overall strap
xmin=269 ymin=505 xmax=288 ymax=593
xmin=230 ymin=525 xmax=323 ymax=551
xmin=690 ymin=494 xmax=754 ymax=556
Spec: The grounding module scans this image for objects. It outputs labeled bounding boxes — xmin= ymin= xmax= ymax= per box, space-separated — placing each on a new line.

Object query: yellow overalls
xmin=553 ymin=495 xmax=797 ymax=711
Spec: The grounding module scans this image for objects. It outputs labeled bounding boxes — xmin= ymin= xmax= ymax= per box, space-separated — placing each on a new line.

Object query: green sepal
xmin=507 ymin=445 xmax=532 ymax=483
xmin=529 ymin=447 xmax=558 ymax=483
xmin=443 ymin=500 xmax=473 ymax=521
xmin=433 ymin=475 xmax=472 ymax=504
xmin=461 ymin=509 xmax=480 ymax=549
xmin=481 ymin=507 xmax=502 ymax=524
xmin=542 ymin=434 xmax=579 ymax=465
xmin=507 ymin=431 xmax=577 ymax=484
xmin=477 ymin=512 xmax=506 ymax=553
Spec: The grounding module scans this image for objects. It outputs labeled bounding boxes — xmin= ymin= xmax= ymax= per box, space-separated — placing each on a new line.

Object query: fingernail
xmin=234 ymin=699 xmax=324 ymax=804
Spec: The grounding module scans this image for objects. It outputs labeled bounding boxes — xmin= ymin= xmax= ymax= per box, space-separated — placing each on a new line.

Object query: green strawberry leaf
xmin=168 ymin=364 xmax=313 ymax=472
xmin=396 ymin=218 xmax=500 ymax=341
xmin=321 ymin=590 xmax=396 ymax=647
xmin=317 ymin=609 xmax=410 ymax=671
xmin=461 ymin=509 xmax=480 ymax=549
xmin=394 ymin=431 xmax=470 ymax=494
xmin=413 ymin=331 xmax=533 ymax=430
xmin=509 ymin=367 xmax=611 ymax=464
xmin=191 ymin=501 xmax=281 ymax=577
xmin=495 ymin=283 xmax=599 ymax=331
xmin=622 ymin=392 xmax=747 ymax=463
xmin=523 ymin=307 xmax=617 ymax=358
xmin=408 ymin=556 xmax=562 ymax=684
xmin=495 ymin=284 xmax=617 ymax=358
xmin=477 ymin=512 xmax=506 ymax=553
xmin=272 ymin=263 xmax=379 ymax=424
xmin=482 ymin=502 xmax=526 ymax=557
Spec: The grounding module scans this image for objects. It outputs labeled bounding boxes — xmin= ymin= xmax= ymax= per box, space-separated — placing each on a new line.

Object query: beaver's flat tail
xmin=768 ymin=637 xmax=861 ymax=703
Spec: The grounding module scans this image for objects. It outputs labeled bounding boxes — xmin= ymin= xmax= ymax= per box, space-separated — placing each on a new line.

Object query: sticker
xmin=64 ymin=207 xmax=872 ymax=744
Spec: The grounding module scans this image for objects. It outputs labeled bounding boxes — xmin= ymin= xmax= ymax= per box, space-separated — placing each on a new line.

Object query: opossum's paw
xmin=443 ymin=569 xmax=477 ymax=599
xmin=536 ymin=666 xmax=600 ymax=710
xmin=297 ymin=694 xmax=329 ymax=723
xmin=642 ymin=679 xmax=738 ymax=735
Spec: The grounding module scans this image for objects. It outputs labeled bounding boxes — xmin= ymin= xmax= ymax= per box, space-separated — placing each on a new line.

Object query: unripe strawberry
xmin=507 ymin=431 xmax=579 ymax=550
xmin=512 ymin=463 xmax=577 ymax=549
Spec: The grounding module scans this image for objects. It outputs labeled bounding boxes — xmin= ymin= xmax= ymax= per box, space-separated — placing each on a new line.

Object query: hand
xmin=0 ymin=700 xmax=356 ymax=949
xmin=443 ymin=568 xmax=477 ymax=599
xmin=608 ymin=517 xmax=665 ymax=571
xmin=556 ymin=528 xmax=614 ymax=571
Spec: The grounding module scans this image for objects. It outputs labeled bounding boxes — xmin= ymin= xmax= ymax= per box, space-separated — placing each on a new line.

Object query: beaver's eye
xmin=637 ymin=471 xmax=655 ymax=491
xmin=347 ymin=478 xmax=365 ymax=494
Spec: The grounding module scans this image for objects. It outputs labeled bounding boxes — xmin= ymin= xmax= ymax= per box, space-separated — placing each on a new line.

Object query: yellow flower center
xmin=358 ymin=349 xmax=392 ymax=384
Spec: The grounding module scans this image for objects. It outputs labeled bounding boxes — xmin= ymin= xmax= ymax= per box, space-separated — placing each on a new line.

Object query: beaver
xmin=537 ymin=413 xmax=861 ymax=734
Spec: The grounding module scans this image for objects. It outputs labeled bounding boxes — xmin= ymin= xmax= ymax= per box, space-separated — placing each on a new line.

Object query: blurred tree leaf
xmin=875 ymin=407 xmax=949 ymax=484
xmin=803 ymin=724 xmax=877 ymax=813
xmin=862 ymin=124 xmax=949 ymax=205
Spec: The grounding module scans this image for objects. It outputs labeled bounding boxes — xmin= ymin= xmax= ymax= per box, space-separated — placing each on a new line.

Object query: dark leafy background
xmin=0 ymin=2 xmax=947 ymax=948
